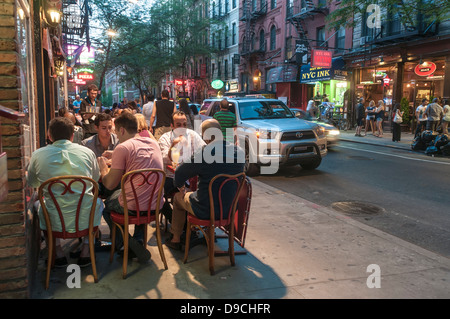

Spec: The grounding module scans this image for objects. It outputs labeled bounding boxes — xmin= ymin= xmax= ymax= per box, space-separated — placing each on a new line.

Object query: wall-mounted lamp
xmin=43 ymin=0 xmax=62 ymax=27
xmin=49 ymin=10 xmax=61 ymax=24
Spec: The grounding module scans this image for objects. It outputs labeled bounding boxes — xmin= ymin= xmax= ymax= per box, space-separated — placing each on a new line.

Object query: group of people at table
xmin=27 ymin=84 xmax=244 ymax=268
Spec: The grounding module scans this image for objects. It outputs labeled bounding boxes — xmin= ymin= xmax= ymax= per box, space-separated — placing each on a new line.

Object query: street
xmin=255 ymin=141 xmax=450 ymax=258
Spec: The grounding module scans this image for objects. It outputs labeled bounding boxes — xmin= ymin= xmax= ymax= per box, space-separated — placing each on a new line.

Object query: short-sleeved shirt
xmin=416 ymin=105 xmax=428 ymax=121
xmin=27 ymin=140 xmax=103 ymax=233
xmin=213 ymin=110 xmax=237 ymax=142
xmin=158 ymin=129 xmax=206 ymax=179
xmin=110 ymin=137 xmax=164 ymax=211
xmin=81 ymin=133 xmax=119 ymax=158
xmin=142 ymin=101 xmax=155 ymax=127
xmin=73 ymin=100 xmax=81 ymax=113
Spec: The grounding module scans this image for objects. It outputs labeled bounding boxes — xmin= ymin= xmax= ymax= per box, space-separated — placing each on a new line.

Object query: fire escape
xmin=287 ymin=0 xmax=329 ymax=56
xmin=239 ymin=0 xmax=268 ymax=60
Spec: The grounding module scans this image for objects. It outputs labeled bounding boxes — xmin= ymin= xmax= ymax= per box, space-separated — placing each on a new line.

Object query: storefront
xmin=299 ymin=57 xmax=350 ymax=110
xmin=402 ymin=58 xmax=446 ymax=109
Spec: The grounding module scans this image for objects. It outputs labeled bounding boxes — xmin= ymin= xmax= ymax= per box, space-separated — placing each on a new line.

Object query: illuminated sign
xmin=414 ymin=62 xmax=436 ymax=77
xmin=174 ymin=79 xmax=187 ymax=86
xmin=311 ymin=49 xmax=332 ymax=68
xmin=77 ymin=73 xmax=94 ymax=80
xmin=67 ymin=45 xmax=95 ymax=65
xmin=211 ymin=79 xmax=224 ymax=90
xmin=76 ymin=67 xmax=94 ymax=73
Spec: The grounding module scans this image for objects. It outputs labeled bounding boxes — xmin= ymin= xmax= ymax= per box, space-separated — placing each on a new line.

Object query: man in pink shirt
xmin=98 ymin=112 xmax=164 ymax=263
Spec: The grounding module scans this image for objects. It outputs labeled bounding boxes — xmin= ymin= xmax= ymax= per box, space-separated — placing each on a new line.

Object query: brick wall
xmin=0 ymin=0 xmax=32 ymax=299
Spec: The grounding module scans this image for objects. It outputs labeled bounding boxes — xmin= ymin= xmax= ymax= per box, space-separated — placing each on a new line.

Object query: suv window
xmin=238 ymin=101 xmax=295 ymax=120
xmin=209 ymin=101 xmax=237 ymax=118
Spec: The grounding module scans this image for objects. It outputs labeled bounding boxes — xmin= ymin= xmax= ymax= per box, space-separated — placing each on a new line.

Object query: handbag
xmin=393 ymin=112 xmax=403 ymax=124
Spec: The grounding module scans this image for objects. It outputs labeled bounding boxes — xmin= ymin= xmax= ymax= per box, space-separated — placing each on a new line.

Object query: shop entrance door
xmin=414 ymin=81 xmax=433 ymax=107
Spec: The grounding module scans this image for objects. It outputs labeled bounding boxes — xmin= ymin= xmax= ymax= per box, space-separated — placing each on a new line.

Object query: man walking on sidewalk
xmin=355 ymin=98 xmax=365 ymax=137
xmin=425 ymin=98 xmax=443 ymax=132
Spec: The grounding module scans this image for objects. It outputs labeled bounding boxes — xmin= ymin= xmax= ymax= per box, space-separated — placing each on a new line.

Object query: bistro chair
xmin=38 ymin=175 xmax=99 ymax=290
xmin=183 ymin=172 xmax=246 ymax=275
xmin=109 ymin=169 xmax=168 ymax=279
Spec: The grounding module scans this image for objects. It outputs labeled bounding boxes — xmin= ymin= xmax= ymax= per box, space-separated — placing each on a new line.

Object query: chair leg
xmin=155 ymin=216 xmax=168 ymax=270
xmin=208 ymin=226 xmax=215 ymax=275
xmin=89 ymin=230 xmax=98 ymax=283
xmin=122 ymin=224 xmax=128 ymax=279
xmin=229 ymin=228 xmax=235 ymax=267
xmin=183 ymin=222 xmax=192 ymax=264
xmin=109 ymin=224 xmax=116 ymax=263
xmin=45 ymin=235 xmax=54 ymax=290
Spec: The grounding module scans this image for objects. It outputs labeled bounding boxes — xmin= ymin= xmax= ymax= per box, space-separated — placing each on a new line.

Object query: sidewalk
xmin=30 ymin=179 xmax=450 ymax=299
xmin=338 ymin=129 xmax=415 ymax=151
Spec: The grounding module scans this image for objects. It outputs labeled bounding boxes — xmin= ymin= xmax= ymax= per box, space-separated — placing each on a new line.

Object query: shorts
xmin=356 ymin=117 xmax=364 ymax=126
xmin=376 ymin=117 xmax=383 ymax=122
xmin=366 ymin=115 xmax=375 ymax=121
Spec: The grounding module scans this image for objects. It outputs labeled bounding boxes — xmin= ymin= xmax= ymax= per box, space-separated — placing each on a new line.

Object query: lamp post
xmin=98 ymin=30 xmax=117 ymax=94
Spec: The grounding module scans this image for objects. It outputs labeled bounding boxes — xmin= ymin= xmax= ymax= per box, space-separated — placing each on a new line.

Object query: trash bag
xmin=425 ymin=146 xmax=439 ymax=155
xmin=421 ymin=130 xmax=438 ymax=144
xmin=434 ymin=134 xmax=449 ymax=149
xmin=411 ymin=139 xmax=427 ymax=151
xmin=441 ymin=144 xmax=450 ymax=156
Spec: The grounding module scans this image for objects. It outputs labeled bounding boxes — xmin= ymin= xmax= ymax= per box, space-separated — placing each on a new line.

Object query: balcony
xmin=287 ymin=0 xmax=328 ymax=20
xmin=239 ymin=40 xmax=266 ymax=56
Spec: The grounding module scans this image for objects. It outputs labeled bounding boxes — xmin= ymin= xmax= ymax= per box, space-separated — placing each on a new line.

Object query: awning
xmin=266 ymin=65 xmax=299 ymax=84
xmin=300 ymin=57 xmax=349 ymax=83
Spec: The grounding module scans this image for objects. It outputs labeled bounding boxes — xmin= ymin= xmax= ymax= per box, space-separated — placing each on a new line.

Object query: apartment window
xmin=225 ymin=59 xmax=229 ymax=79
xmin=232 ymin=23 xmax=236 ymax=45
xmin=225 ymin=0 xmax=229 ymax=13
xmin=218 ymin=61 xmax=221 ymax=77
xmin=225 ymin=26 xmax=229 ymax=48
xmin=387 ymin=9 xmax=401 ymax=36
xmin=212 ymin=1 xmax=216 ymax=17
xmin=259 ymin=29 xmax=265 ymax=50
xmin=232 ymin=0 xmax=236 ymax=9
xmin=232 ymin=62 xmax=236 ymax=78
xmin=285 ymin=36 xmax=293 ymax=60
xmin=271 ymin=0 xmax=276 ymax=9
xmin=219 ymin=0 xmax=222 ymax=16
xmin=316 ymin=26 xmax=325 ymax=46
xmin=318 ymin=0 xmax=326 ymax=7
xmin=218 ymin=30 xmax=222 ymax=50
xmin=270 ymin=26 xmax=276 ymax=50
xmin=252 ymin=0 xmax=256 ymax=11
xmin=336 ymin=27 xmax=345 ymax=51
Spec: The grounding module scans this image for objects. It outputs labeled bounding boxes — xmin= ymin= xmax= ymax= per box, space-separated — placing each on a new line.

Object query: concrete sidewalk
xmin=30 ymin=178 xmax=450 ymax=299
xmin=338 ymin=130 xmax=415 ymax=151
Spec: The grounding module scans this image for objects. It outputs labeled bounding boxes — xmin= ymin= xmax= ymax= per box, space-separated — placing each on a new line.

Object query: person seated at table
xmin=58 ymin=107 xmax=84 ymax=144
xmin=165 ymin=119 xmax=245 ymax=250
xmin=98 ymin=112 xmax=165 ymax=262
xmin=135 ymin=113 xmax=157 ymax=140
xmin=158 ymin=111 xmax=206 ymax=222
xmin=27 ymin=117 xmax=104 ymax=267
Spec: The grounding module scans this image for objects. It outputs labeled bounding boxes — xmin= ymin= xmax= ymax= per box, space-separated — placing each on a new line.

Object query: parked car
xmin=290 ymin=108 xmax=340 ymax=147
xmin=200 ymin=97 xmax=327 ymax=176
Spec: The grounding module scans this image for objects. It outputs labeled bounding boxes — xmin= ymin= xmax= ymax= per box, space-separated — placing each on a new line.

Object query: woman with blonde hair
xmin=364 ymin=100 xmax=376 ymax=136
xmin=135 ymin=113 xmax=157 ymax=140
xmin=375 ymin=100 xmax=385 ymax=137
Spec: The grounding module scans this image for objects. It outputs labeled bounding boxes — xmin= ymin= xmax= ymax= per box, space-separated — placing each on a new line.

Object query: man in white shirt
xmin=142 ymin=93 xmax=156 ymax=130
xmin=158 ymin=111 xmax=206 ymax=222
xmin=415 ymin=98 xmax=428 ymax=138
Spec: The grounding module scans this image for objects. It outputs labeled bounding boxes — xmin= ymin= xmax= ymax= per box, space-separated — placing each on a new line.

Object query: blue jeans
xmin=102 ymin=190 xmax=145 ymax=251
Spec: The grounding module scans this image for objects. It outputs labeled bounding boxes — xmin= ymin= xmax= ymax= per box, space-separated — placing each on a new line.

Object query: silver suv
xmin=200 ymin=97 xmax=327 ymax=176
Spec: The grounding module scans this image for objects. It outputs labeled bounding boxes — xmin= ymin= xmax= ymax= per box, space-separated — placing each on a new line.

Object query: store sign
xmin=414 ymin=62 xmax=436 ymax=77
xmin=77 ymin=73 xmax=94 ymax=80
xmin=311 ymin=49 xmax=332 ymax=68
xmin=175 ymin=79 xmax=187 ymax=86
xmin=211 ymin=79 xmax=224 ymax=90
xmin=300 ymin=57 xmax=348 ymax=83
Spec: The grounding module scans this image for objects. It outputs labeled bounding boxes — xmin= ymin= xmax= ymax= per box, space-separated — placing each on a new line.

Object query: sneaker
xmin=128 ymin=237 xmax=151 ymax=263
xmin=165 ymin=237 xmax=182 ymax=251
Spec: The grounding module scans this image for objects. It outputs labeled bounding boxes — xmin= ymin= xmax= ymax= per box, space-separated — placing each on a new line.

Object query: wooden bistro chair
xmin=38 ymin=175 xmax=99 ymax=290
xmin=109 ymin=169 xmax=168 ymax=279
xmin=183 ymin=172 xmax=246 ymax=275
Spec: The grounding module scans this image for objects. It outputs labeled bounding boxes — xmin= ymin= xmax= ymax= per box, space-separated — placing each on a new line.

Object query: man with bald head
xmin=165 ymin=119 xmax=245 ymax=250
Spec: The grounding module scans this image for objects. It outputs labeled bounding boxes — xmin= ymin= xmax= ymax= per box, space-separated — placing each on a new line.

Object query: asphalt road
xmin=254 ymin=141 xmax=450 ymax=258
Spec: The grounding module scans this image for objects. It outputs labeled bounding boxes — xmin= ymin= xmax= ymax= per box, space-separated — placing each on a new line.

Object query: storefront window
xmin=402 ymin=59 xmax=445 ymax=108
xmin=356 ymin=64 xmax=397 ymax=111
xmin=16 ymin=0 xmax=37 ymax=156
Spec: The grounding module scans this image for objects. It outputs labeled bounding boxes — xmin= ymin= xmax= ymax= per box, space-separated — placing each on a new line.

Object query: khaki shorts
xmin=154 ymin=126 xmax=172 ymax=140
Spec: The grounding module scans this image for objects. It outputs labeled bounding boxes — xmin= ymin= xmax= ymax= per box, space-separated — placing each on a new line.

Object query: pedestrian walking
xmin=364 ymin=100 xmax=376 ymax=136
xmin=414 ymin=98 xmax=428 ymax=137
xmin=178 ymin=98 xmax=194 ymax=130
xmin=375 ymin=100 xmax=385 ymax=137
xmin=355 ymin=98 xmax=365 ymax=137
xmin=150 ymin=89 xmax=177 ymax=140
xmin=442 ymin=99 xmax=450 ymax=134
xmin=425 ymin=98 xmax=443 ymax=132
xmin=80 ymin=84 xmax=102 ymax=139
xmin=392 ymin=103 xmax=403 ymax=142
xmin=142 ymin=93 xmax=156 ymax=130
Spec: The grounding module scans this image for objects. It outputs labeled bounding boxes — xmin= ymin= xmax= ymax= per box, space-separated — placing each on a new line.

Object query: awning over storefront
xmin=266 ymin=65 xmax=299 ymax=84
xmin=300 ymin=57 xmax=348 ymax=83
